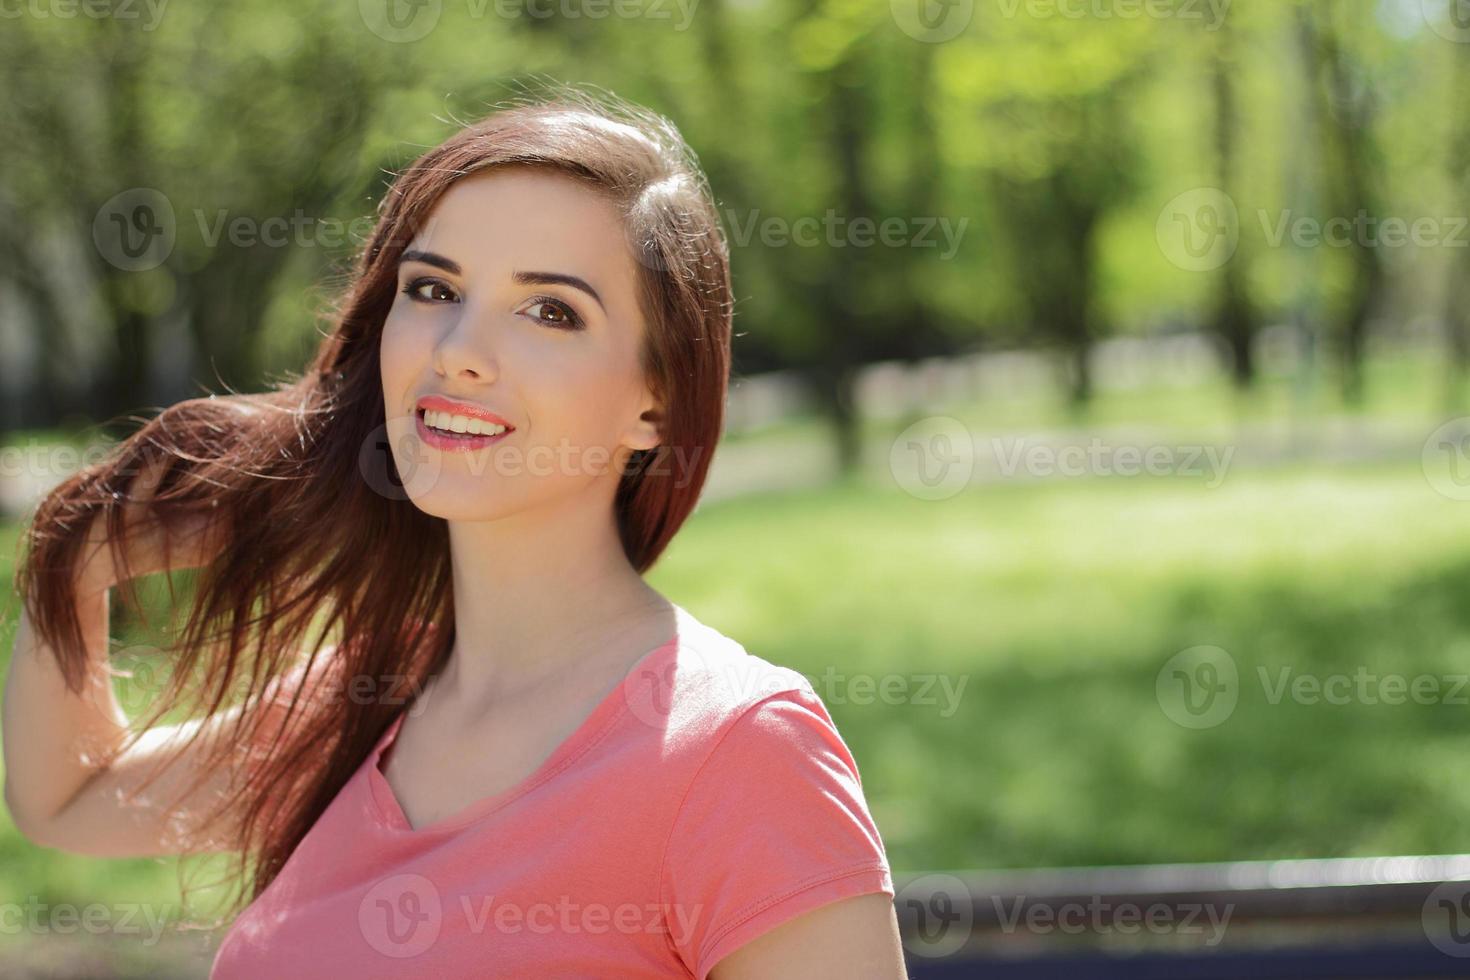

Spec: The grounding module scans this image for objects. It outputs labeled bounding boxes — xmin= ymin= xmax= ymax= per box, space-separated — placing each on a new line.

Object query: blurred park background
xmin=5 ymin=0 xmax=1470 ymax=974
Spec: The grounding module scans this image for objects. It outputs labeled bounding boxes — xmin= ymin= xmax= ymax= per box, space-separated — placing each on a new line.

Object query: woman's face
xmin=379 ymin=167 xmax=662 ymax=521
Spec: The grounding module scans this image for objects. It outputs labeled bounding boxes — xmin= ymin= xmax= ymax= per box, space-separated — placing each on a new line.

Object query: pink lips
xmin=414 ymin=395 xmax=515 ymax=454
xmin=415 ymin=412 xmax=513 ymax=453
xmin=415 ymin=394 xmax=514 ymax=429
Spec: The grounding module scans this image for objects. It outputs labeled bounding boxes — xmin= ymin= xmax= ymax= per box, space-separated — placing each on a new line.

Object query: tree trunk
xmin=1211 ymin=22 xmax=1258 ymax=389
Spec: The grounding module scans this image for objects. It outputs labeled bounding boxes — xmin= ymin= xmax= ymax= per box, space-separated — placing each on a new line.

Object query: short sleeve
xmin=660 ymin=685 xmax=894 ymax=978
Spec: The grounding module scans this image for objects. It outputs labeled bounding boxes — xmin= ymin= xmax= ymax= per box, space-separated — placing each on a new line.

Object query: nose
xmin=431 ymin=302 xmax=500 ymax=383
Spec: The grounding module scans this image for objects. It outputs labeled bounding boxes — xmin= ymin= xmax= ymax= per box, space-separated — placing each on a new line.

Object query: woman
xmin=3 ymin=85 xmax=907 ymax=977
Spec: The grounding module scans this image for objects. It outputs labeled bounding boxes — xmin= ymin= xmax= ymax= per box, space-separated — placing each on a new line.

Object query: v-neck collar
xmin=365 ymin=606 xmax=692 ymax=835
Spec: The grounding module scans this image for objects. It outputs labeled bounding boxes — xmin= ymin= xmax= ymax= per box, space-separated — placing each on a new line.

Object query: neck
xmin=433 ymin=487 xmax=675 ymax=715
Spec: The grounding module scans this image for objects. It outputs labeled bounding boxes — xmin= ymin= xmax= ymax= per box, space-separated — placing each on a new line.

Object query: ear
xmin=626 ymin=388 xmax=664 ymax=452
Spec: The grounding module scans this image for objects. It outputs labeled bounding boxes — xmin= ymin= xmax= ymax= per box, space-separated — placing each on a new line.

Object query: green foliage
xmin=4 ymin=0 xmax=1465 ymax=430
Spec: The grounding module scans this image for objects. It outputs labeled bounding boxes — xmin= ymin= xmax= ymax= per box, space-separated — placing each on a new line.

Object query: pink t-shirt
xmin=208 ymin=607 xmax=894 ymax=978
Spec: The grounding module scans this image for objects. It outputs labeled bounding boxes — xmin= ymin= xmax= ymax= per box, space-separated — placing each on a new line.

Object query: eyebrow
xmin=399 ymin=249 xmax=606 ymax=315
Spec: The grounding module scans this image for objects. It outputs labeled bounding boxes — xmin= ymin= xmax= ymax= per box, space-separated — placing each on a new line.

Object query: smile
xmin=415 ymin=408 xmax=514 ymax=452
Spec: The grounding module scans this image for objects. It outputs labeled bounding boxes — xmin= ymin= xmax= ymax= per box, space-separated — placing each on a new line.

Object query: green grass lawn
xmin=5 ymin=366 xmax=1470 ymax=915
xmin=652 ymin=456 xmax=1470 ymax=872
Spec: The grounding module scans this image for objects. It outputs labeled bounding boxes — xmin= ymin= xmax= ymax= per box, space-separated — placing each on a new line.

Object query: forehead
xmin=410 ymin=167 xmax=633 ymax=282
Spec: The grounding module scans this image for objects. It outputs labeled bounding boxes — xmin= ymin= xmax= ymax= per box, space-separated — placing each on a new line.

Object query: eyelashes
xmin=400 ymin=277 xmax=457 ymax=305
xmin=398 ymin=276 xmax=586 ymax=332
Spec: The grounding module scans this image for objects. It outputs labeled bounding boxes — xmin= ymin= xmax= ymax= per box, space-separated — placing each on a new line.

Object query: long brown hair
xmin=11 ymin=81 xmax=732 ymax=927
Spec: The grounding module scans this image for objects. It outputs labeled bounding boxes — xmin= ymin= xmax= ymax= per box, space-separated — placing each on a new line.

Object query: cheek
xmin=550 ymin=355 xmax=644 ymax=441
xmin=379 ymin=318 xmax=424 ymax=390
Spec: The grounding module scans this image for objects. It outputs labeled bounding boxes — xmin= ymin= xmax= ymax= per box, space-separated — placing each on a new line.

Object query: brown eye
xmin=522 ymin=296 xmax=585 ymax=331
xmin=402 ymin=277 xmax=458 ymax=303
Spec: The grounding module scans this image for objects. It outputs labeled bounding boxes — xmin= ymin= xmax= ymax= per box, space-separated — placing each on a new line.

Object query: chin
xmin=401 ymin=481 xmax=517 ymax=523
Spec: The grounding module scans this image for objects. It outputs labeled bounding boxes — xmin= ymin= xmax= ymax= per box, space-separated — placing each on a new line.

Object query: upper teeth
xmin=423 ymin=410 xmax=506 ymax=436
